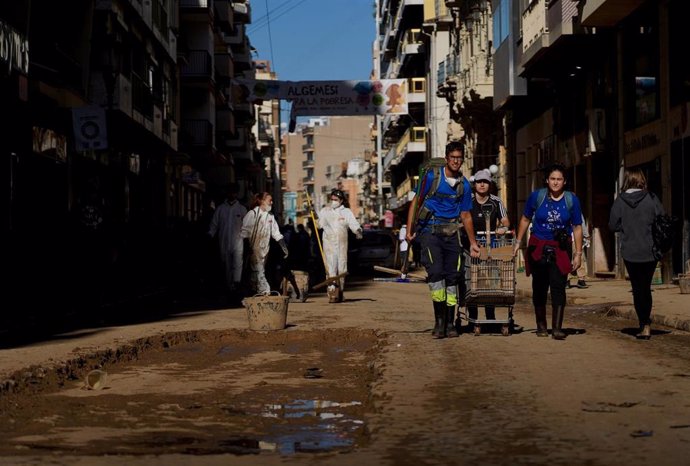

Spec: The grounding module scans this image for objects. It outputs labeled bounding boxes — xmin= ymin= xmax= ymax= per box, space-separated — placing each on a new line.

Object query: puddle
xmin=0 ymin=329 xmax=380 ymax=457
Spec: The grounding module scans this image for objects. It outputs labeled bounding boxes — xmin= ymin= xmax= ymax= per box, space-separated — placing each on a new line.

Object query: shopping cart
xmin=462 ymin=225 xmax=516 ymax=336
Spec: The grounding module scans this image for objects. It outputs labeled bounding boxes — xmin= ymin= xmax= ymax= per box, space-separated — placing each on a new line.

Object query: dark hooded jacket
xmin=609 ymin=190 xmax=663 ymax=263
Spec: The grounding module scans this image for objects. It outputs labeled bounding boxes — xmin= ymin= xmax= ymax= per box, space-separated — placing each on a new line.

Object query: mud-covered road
xmin=1 ymin=277 xmax=689 ymax=465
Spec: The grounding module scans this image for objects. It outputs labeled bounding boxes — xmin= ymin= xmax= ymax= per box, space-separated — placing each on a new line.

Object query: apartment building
xmin=490 ymin=0 xmax=689 ymax=281
xmin=179 ymin=0 xmax=259 ymax=209
xmin=252 ymin=59 xmax=282 ymax=216
xmin=376 ymin=0 xmax=428 ymax=222
xmin=3 ymin=0 xmax=261 ymax=319
xmin=288 ymin=117 xmax=372 ymax=221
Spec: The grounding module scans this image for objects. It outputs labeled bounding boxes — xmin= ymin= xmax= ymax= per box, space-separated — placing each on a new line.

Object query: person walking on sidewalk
xmin=241 ymin=193 xmax=289 ymax=296
xmin=513 ymin=163 xmax=583 ymax=340
xmin=406 ymin=141 xmax=481 ymax=339
xmin=465 ymin=168 xmax=510 ymax=325
xmin=608 ymin=167 xmax=664 ymax=340
xmin=208 ymin=184 xmax=247 ymax=298
xmin=317 ymin=189 xmax=363 ymax=303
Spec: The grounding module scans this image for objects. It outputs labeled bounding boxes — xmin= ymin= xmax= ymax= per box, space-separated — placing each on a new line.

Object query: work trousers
xmin=624 ymin=260 xmax=657 ymax=326
xmin=419 ymin=232 xmax=463 ymax=306
xmin=222 ymin=247 xmax=243 ymax=289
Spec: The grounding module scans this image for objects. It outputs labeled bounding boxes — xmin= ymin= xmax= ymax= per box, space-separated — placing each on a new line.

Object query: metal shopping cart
xmin=461 ymin=205 xmax=516 ymax=336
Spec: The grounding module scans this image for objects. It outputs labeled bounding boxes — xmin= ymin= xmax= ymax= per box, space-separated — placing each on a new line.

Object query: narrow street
xmin=1 ymin=276 xmax=689 ymax=465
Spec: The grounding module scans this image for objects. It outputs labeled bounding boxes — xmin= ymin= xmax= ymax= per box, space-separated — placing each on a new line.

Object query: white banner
xmin=235 ymin=79 xmax=409 ymax=116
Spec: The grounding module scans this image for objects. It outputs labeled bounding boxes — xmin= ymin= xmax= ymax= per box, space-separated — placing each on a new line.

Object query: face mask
xmin=262 ymin=203 xmax=272 ymax=212
xmin=331 ymin=200 xmax=341 ymax=209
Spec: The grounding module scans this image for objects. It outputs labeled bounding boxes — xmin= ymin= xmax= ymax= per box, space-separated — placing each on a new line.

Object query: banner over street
xmin=235 ymin=78 xmax=408 ymax=116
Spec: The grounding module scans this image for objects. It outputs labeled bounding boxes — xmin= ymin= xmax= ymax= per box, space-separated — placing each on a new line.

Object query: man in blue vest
xmin=406 ymin=141 xmax=481 ymax=338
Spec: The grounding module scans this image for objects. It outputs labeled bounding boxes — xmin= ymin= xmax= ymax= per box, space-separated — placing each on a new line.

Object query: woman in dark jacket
xmin=513 ymin=164 xmax=584 ymax=340
xmin=609 ymin=167 xmax=664 ymax=340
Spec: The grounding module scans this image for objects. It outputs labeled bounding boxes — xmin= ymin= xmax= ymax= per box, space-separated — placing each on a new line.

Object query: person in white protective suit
xmin=208 ymin=184 xmax=247 ymax=296
xmin=241 ymin=192 xmax=288 ymax=295
xmin=317 ymin=189 xmax=363 ymax=303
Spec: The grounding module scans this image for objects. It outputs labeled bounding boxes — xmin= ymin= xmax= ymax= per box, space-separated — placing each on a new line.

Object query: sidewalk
xmin=514 ymin=272 xmax=690 ymax=331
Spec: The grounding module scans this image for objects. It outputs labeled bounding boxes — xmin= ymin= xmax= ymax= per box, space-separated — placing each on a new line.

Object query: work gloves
xmin=278 ymin=238 xmax=289 ymax=259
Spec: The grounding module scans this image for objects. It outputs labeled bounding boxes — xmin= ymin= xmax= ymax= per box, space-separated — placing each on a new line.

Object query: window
xmin=622 ymin=7 xmax=659 ymax=129
xmin=493 ymin=0 xmax=510 ymax=47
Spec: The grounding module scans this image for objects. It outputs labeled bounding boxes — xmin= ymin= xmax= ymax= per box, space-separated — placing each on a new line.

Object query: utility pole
xmin=375 ymin=0 xmax=383 ymax=221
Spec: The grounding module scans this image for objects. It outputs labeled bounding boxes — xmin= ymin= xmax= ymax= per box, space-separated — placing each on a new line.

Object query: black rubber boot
xmin=535 ymin=305 xmax=548 ymax=337
xmin=432 ymin=301 xmax=445 ymax=339
xmin=552 ymin=305 xmax=566 ymax=340
xmin=446 ymin=305 xmax=459 ymax=338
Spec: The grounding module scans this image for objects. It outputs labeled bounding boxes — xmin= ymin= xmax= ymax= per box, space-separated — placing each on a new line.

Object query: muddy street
xmin=1 ymin=277 xmax=689 ymax=465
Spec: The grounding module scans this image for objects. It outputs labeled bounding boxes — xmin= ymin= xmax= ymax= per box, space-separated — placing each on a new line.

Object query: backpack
xmin=412 ymin=159 xmax=465 ymax=225
xmin=417 ymin=158 xmax=464 ymax=201
xmin=650 ymin=194 xmax=680 ymax=260
xmin=532 ymin=188 xmax=574 ymax=218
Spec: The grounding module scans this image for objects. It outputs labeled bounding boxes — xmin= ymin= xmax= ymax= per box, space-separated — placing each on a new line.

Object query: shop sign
xmin=0 ymin=20 xmax=29 ymax=75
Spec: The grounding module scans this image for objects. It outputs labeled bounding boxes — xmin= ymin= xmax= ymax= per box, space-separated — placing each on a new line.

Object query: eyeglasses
xmin=448 ymin=156 xmax=463 ymax=162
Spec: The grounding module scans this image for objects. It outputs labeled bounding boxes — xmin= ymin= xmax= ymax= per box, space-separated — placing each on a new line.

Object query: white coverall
xmin=241 ymin=207 xmax=283 ymax=295
xmin=317 ymin=205 xmax=362 ymax=292
xmin=208 ymin=199 xmax=247 ymax=289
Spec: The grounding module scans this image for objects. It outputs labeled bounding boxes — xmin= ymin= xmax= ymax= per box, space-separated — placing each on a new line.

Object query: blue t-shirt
xmin=418 ymin=168 xmax=472 ymax=228
xmin=522 ymin=190 xmax=582 ymax=240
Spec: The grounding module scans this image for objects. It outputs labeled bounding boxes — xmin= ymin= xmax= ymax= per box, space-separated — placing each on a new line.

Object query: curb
xmin=515 ymin=289 xmax=690 ymax=332
xmin=604 ymin=306 xmax=690 ymax=332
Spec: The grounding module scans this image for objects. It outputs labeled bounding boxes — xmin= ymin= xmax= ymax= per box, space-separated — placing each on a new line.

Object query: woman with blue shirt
xmin=513 ymin=164 xmax=584 ymax=340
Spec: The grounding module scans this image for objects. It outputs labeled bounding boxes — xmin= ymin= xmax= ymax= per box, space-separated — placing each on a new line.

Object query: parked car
xmin=348 ymin=229 xmax=397 ymax=270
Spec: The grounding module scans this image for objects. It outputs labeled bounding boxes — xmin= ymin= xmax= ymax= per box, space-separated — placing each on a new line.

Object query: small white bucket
xmin=679 ymin=274 xmax=690 ymax=294
xmin=242 ymin=293 xmax=289 ymax=331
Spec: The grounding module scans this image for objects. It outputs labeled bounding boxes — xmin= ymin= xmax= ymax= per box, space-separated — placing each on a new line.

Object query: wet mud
xmin=0 ymin=329 xmax=382 ymax=456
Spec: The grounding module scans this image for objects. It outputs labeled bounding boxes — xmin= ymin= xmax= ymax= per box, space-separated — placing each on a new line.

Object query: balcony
xmin=580 ymin=0 xmax=646 ymax=27
xmin=215 ymin=52 xmax=234 ymax=81
xmin=521 ymin=0 xmax=549 ymax=60
xmin=181 ymin=119 xmax=213 ymax=147
xmin=302 ymin=126 xmax=314 ymax=136
xmin=216 ymin=109 xmax=235 ymax=134
xmin=221 ymin=24 xmax=244 ymax=46
xmin=302 ymin=176 xmax=315 ymax=185
xmin=395 ymin=176 xmax=415 ymax=202
xmin=302 ymin=159 xmax=314 ymax=168
xmin=401 ymin=28 xmax=424 ymax=56
xmin=232 ymin=0 xmax=251 ymax=24
xmin=214 ymin=0 xmax=234 ymax=34
xmin=302 ymin=142 xmax=314 ymax=152
xmin=225 ymin=127 xmax=247 ymax=148
xmin=180 ymin=0 xmax=212 ymax=21
xmin=547 ymin=0 xmax=579 ymax=40
xmin=384 ymin=126 xmax=426 ymax=169
xmin=181 ymin=50 xmax=213 ymax=79
xmin=132 ymin=74 xmax=153 ymax=120
xmin=437 ymin=54 xmax=460 ymax=87
xmin=408 ymin=77 xmax=426 ymax=104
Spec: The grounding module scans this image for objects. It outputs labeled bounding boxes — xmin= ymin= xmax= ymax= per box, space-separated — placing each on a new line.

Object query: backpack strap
xmin=532 ymin=188 xmax=574 ymax=218
xmin=427 ymin=166 xmax=464 ymax=199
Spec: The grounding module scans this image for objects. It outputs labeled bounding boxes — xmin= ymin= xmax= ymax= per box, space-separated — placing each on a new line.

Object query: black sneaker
xmin=576 ymin=280 xmax=589 ymax=288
